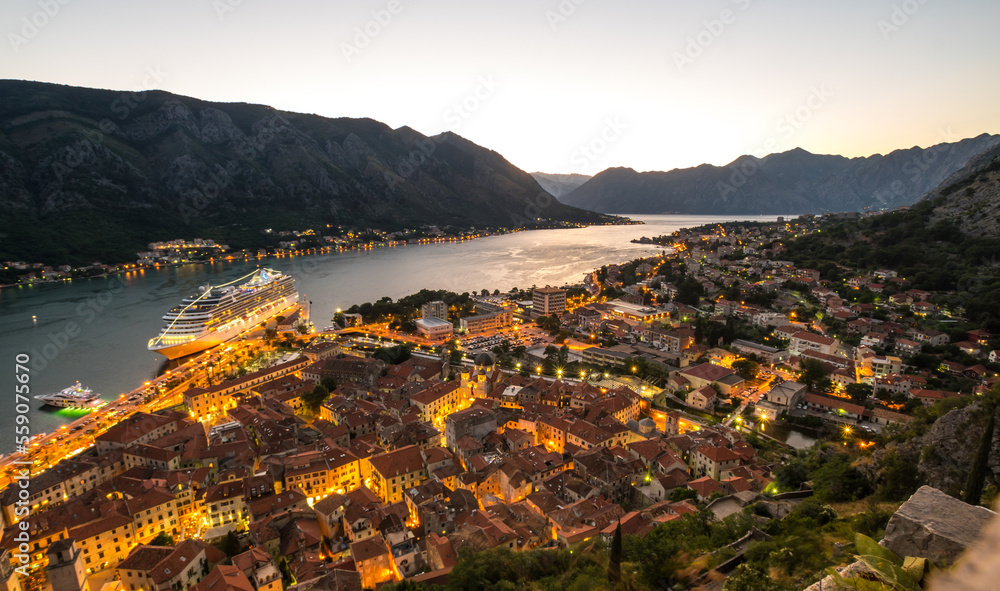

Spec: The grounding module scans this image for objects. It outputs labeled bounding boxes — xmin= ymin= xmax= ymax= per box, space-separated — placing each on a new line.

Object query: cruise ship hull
xmin=149 ymin=299 xmax=298 ymax=360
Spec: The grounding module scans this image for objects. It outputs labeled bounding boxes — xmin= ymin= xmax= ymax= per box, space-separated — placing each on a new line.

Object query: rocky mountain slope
xmin=866 ymin=401 xmax=1000 ymax=500
xmin=560 ymin=135 xmax=1000 ymax=215
xmin=0 ymin=80 xmax=616 ymax=265
xmin=531 ymin=172 xmax=592 ymax=199
xmin=925 ymin=142 xmax=1000 ymax=238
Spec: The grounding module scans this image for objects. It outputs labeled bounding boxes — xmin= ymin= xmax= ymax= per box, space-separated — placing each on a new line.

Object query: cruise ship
xmin=148 ymin=268 xmax=299 ymax=359
xmin=35 ymin=382 xmax=103 ymax=409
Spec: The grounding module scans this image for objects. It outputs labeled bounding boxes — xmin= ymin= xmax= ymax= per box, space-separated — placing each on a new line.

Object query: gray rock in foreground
xmin=929 ymin=490 xmax=1000 ymax=590
xmin=882 ymin=485 xmax=995 ymax=566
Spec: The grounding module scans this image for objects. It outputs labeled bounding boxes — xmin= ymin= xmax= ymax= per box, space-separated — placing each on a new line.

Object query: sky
xmin=3 ymin=0 xmax=999 ymax=175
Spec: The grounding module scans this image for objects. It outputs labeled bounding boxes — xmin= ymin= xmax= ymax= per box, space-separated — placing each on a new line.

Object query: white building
xmin=415 ymin=318 xmax=454 ymax=340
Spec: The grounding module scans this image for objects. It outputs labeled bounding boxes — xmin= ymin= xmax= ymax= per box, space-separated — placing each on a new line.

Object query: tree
xmin=215 ymin=530 xmax=241 ymax=557
xmin=321 ymin=376 xmax=337 ymax=392
xmin=732 ymin=359 xmax=759 ymax=381
xmin=845 ymin=383 xmax=873 ymax=404
xmin=724 ymin=563 xmax=776 ymax=591
xmin=964 ymin=410 xmax=996 ymax=506
xmin=301 ymin=384 xmax=330 ymax=413
xmin=799 ymin=358 xmax=828 ymax=390
xmin=608 ymin=520 xmax=622 ymax=583
xmin=669 ymin=487 xmax=698 ymax=502
xmin=150 ymin=532 xmax=174 ymax=546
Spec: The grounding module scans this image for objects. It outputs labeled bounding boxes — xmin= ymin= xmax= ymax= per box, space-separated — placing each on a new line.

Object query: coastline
xmin=0 ymin=219 xmax=643 ymax=290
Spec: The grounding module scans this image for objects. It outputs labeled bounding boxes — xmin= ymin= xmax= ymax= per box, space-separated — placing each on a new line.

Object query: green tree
xmin=150 ymin=532 xmax=174 ymax=546
xmin=301 ymin=384 xmax=330 ymax=413
xmin=725 ymin=563 xmax=781 ymax=591
xmin=669 ymin=488 xmax=698 ymax=502
xmin=557 ymin=345 xmax=570 ymax=366
xmin=875 ymin=450 xmax=921 ymax=501
xmin=964 ymin=410 xmax=996 ymax=506
xmin=845 ymin=383 xmax=873 ymax=404
xmin=799 ymin=358 xmax=828 ymax=390
xmin=214 ymin=530 xmax=241 ymax=557
xmin=608 ymin=521 xmax=622 ymax=584
xmin=732 ymin=359 xmax=759 ymax=380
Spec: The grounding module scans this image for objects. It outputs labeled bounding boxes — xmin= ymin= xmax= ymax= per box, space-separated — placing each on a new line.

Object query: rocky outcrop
xmin=882 ymin=486 xmax=995 ymax=566
xmin=862 ymin=401 xmax=1000 ymax=498
xmin=803 ymin=486 xmax=995 ymax=591
xmin=927 ymin=143 xmax=1000 ymax=239
xmin=931 ymin=492 xmax=1000 ymax=590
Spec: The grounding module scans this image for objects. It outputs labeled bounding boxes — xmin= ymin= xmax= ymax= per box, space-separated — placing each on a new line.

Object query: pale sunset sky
xmin=3 ymin=0 xmax=998 ymax=175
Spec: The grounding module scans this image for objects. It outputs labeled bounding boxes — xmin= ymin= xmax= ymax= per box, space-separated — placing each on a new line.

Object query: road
xmin=0 ymin=338 xmax=264 ymax=488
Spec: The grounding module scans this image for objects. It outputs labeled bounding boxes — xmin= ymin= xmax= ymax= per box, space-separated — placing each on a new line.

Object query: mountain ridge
xmin=530 ymin=172 xmax=592 ymax=199
xmin=0 ymin=79 xmax=617 ymax=265
xmin=560 ymin=134 xmax=1000 ymax=214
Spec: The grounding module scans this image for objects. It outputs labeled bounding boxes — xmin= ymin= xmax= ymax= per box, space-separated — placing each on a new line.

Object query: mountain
xmin=531 ymin=172 xmax=592 ymax=199
xmin=0 ymin=80 xmax=617 ymax=266
xmin=559 ymin=136 xmax=1000 ymax=214
xmin=782 ymin=145 xmax=1000 ymax=328
xmin=924 ymin=142 xmax=1000 ymax=238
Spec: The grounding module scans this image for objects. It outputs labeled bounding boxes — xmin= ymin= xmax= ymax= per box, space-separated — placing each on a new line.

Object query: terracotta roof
xmin=368 ymin=445 xmax=425 ymax=480
xmin=350 ymin=533 xmax=390 ymax=563
xmin=696 ymin=445 xmax=741 ymax=463
xmin=680 ymin=363 xmax=735 ymax=382
xmin=192 ymin=565 xmax=255 ymax=591
xmin=118 ymin=546 xmax=173 ymax=574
